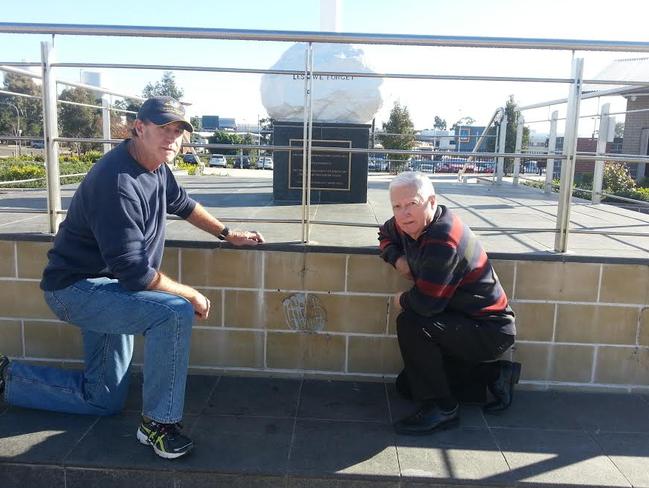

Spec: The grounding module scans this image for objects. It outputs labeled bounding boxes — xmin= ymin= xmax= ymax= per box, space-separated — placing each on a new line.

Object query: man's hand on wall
xmin=394 ymin=256 xmax=413 ymax=281
xmin=226 ymin=230 xmax=265 ymax=246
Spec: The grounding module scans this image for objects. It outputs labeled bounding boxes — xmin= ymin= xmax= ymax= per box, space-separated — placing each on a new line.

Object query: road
xmin=0 ymin=143 xmax=44 ymax=158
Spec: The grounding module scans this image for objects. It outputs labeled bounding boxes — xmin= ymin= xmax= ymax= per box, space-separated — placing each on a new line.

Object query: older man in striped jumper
xmin=379 ymin=172 xmax=520 ymax=435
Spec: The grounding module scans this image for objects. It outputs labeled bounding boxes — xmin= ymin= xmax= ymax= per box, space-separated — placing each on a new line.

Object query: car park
xmin=368 ymin=157 xmax=388 ymax=172
xmin=208 ymin=154 xmax=227 ymax=168
xmin=258 ymin=156 xmax=273 ymax=170
xmin=182 ymin=153 xmax=200 ymax=164
xmin=233 ymin=155 xmax=251 ymax=169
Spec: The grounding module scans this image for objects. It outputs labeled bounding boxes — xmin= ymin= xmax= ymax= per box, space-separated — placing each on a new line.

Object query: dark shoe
xmin=394 ymin=403 xmax=459 ymax=435
xmin=483 ymin=360 xmax=521 ymax=414
xmin=0 ymin=354 xmax=9 ymax=395
xmin=137 ymin=418 xmax=193 ymax=459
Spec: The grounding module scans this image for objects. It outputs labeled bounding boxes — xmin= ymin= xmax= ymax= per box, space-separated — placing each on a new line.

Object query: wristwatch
xmin=217 ymin=226 xmax=230 ymax=241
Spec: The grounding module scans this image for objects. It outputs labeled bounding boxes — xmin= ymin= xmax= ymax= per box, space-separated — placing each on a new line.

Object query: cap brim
xmin=148 ymin=113 xmax=194 ymax=133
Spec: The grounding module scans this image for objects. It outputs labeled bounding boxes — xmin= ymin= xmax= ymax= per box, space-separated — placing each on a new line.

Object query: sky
xmin=1 ymin=0 xmax=648 ymax=137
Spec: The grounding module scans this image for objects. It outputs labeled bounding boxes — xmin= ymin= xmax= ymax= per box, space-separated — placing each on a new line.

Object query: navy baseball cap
xmin=137 ymin=96 xmax=193 ymax=133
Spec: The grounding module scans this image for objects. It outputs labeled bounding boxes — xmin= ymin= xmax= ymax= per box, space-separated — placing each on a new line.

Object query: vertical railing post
xmin=592 ymin=103 xmax=610 ymax=204
xmin=41 ymin=41 xmax=62 ymax=234
xmin=102 ymin=94 xmax=111 ymax=154
xmin=300 ymin=43 xmax=313 ymax=243
xmin=496 ymin=114 xmax=508 ymax=184
xmin=554 ymin=57 xmax=583 ymax=253
xmin=305 ymin=42 xmax=315 ymax=243
xmin=545 ymin=110 xmax=558 ymax=194
xmin=512 ymin=114 xmax=524 ymax=185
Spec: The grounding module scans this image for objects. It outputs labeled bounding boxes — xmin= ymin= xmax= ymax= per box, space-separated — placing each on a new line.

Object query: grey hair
xmin=389 ymin=171 xmax=435 ymax=199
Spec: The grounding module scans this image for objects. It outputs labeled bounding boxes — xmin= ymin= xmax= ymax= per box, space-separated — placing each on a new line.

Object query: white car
xmin=259 ymin=156 xmax=274 ymax=170
xmin=209 ymin=154 xmax=227 ymax=168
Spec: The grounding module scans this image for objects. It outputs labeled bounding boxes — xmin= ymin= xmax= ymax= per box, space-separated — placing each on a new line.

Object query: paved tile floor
xmin=2 ymin=374 xmax=649 ymax=487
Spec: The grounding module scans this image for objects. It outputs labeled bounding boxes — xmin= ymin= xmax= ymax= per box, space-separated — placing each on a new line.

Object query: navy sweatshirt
xmin=41 ymin=141 xmax=196 ymax=292
xmin=378 ymin=205 xmax=515 ymax=335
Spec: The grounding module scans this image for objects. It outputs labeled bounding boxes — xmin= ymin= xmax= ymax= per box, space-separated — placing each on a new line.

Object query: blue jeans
xmin=4 ymin=277 xmax=194 ymax=423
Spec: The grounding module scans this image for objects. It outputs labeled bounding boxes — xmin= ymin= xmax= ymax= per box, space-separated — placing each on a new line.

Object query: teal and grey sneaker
xmin=0 ymin=354 xmax=9 ymax=395
xmin=137 ymin=417 xmax=193 ymax=459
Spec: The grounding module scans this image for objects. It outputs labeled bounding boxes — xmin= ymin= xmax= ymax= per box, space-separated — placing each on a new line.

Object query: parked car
xmin=233 ymin=155 xmax=251 ymax=169
xmin=182 ymin=153 xmax=200 ymax=164
xmin=31 ymin=140 xmax=45 ymax=149
xmin=368 ymin=157 xmax=388 ymax=172
xmin=258 ymin=156 xmax=273 ymax=170
xmin=208 ymin=154 xmax=227 ymax=168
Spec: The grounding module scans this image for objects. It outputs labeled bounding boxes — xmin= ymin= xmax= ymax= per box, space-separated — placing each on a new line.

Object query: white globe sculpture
xmin=261 ymin=43 xmax=383 ymax=124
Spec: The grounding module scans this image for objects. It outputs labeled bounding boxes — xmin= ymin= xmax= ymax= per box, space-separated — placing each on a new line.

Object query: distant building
xmin=584 ymin=57 xmax=649 ymax=180
xmin=201 ymin=115 xmax=237 ymax=132
xmin=553 ymin=137 xmax=624 ymax=178
xmin=417 ymin=129 xmax=453 ymax=150
xmin=454 ymin=126 xmax=487 ymax=152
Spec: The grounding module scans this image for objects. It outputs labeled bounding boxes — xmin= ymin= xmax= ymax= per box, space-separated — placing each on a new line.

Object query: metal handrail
xmin=4 ymin=23 xmax=649 ymax=52
xmin=2 ymin=22 xmax=648 ymax=250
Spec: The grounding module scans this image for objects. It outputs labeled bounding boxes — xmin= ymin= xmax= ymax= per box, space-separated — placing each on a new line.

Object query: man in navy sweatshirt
xmin=379 ymin=171 xmax=520 ymax=435
xmin=0 ymin=96 xmax=263 ymax=459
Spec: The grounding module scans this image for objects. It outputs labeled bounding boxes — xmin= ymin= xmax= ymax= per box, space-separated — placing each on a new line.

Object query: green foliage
xmin=0 ymin=161 xmax=45 ymax=188
xmin=240 ymin=133 xmax=257 ymax=163
xmin=433 ymin=115 xmax=447 ymax=130
xmin=503 ymin=95 xmax=530 ymax=174
xmin=59 ymin=160 xmax=93 ymax=185
xmin=143 ymin=72 xmax=184 ymax=100
xmin=190 ymin=116 xmax=202 ymax=131
xmin=259 ymin=117 xmax=274 ymax=146
xmin=176 ymin=161 xmax=197 ymax=175
xmin=0 ymin=155 xmax=94 ymax=188
xmin=79 ymin=150 xmax=103 ymax=163
xmin=451 ymin=116 xmax=475 ymax=131
xmin=0 ymin=72 xmax=43 ymax=140
xmin=630 ymin=187 xmax=649 ymax=201
xmin=115 ymin=98 xmax=142 ymax=123
xmin=521 ymin=162 xmax=649 ymax=205
xmin=638 ymin=177 xmax=649 ymax=188
xmin=603 ymin=161 xmax=636 ymax=193
xmin=59 ymin=87 xmax=102 ymax=154
xmin=379 ymin=102 xmax=416 ymax=171
xmin=614 ymin=122 xmax=625 ymax=138
xmin=208 ymin=131 xmax=243 ymax=155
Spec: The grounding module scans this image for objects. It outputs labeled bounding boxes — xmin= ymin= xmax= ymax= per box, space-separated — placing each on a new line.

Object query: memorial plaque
xmin=272 ymin=121 xmax=369 ymax=203
xmin=288 ymin=139 xmax=352 ymax=191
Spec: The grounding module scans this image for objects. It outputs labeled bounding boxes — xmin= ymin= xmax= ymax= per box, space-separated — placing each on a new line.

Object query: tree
xmin=207 ymin=130 xmax=243 ymax=156
xmin=259 ymin=117 xmax=274 ymax=146
xmin=0 ymin=72 xmax=43 ymax=141
xmin=379 ymin=101 xmax=416 ymax=172
xmin=58 ymin=87 xmax=101 ymax=154
xmin=142 ymin=72 xmax=184 ymax=100
xmin=190 ymin=116 xmax=202 ymax=131
xmin=603 ymin=161 xmax=635 ymax=193
xmin=615 ymin=122 xmax=625 ymax=138
xmin=503 ymin=95 xmax=530 ymax=174
xmin=450 ymin=116 xmax=475 ymax=131
xmin=433 ymin=115 xmax=447 ymax=130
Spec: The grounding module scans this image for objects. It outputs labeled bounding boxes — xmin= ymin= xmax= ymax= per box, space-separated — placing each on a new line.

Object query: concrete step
xmin=2 ymin=374 xmax=648 ymax=487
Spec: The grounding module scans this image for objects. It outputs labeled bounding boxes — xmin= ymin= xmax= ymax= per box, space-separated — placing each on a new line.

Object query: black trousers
xmin=396 ymin=309 xmax=515 ymax=402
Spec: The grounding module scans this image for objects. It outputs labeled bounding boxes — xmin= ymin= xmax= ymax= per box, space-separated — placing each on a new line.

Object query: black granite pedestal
xmin=272 ymin=121 xmax=369 ymax=203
